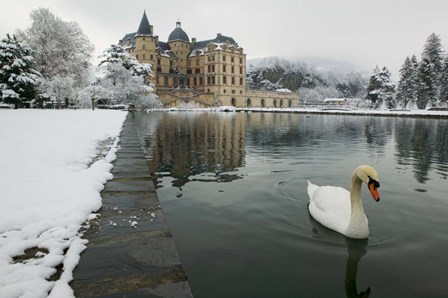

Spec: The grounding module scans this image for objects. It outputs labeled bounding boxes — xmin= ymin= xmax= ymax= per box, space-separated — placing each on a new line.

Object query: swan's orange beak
xmin=368 ymin=181 xmax=380 ymax=202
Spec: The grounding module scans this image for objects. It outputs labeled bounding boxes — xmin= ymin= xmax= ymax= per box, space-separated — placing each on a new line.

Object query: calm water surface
xmin=134 ymin=112 xmax=448 ymax=298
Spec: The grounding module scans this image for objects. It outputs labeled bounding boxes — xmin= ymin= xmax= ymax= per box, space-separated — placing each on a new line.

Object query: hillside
xmin=246 ymin=57 xmax=369 ymax=102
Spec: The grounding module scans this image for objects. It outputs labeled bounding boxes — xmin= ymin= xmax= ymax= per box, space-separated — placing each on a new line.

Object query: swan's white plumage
xmin=308 ymin=181 xmax=352 ymax=236
xmin=307 ymin=165 xmax=378 ymax=239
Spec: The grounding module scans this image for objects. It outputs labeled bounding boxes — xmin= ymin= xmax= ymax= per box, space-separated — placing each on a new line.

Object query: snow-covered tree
xmin=365 ymin=66 xmax=396 ymax=109
xmin=439 ymin=55 xmax=448 ymax=106
xmin=0 ymin=34 xmax=41 ymax=108
xmin=298 ymin=85 xmax=340 ymax=103
xmin=417 ymin=33 xmax=443 ymax=109
xmin=17 ymin=8 xmax=94 ymax=88
xmin=80 ymin=44 xmax=160 ymax=109
xmin=396 ymin=56 xmax=419 ymax=109
xmin=38 ymin=75 xmax=75 ymax=108
xmin=98 ymin=44 xmax=152 ymax=79
xmin=76 ymin=85 xmax=114 ymax=108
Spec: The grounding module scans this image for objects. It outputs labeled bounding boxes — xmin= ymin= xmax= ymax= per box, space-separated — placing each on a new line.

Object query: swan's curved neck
xmin=350 ymin=175 xmax=364 ymax=216
xmin=347 ymin=174 xmax=368 ymax=237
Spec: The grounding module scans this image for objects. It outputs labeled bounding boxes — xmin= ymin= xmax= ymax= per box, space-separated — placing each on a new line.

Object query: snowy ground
xmin=0 ymin=110 xmax=126 ymax=298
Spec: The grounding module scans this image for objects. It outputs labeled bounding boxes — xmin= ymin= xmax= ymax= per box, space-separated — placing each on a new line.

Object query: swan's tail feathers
xmin=307 ymin=180 xmax=319 ymax=202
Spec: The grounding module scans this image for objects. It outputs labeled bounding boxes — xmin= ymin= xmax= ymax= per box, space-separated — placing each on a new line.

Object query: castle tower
xmin=167 ymin=21 xmax=191 ymax=78
xmin=134 ymin=11 xmax=157 ymax=86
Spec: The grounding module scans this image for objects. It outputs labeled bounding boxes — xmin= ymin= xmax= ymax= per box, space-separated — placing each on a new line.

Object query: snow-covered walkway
xmin=0 ymin=110 xmax=126 ymax=298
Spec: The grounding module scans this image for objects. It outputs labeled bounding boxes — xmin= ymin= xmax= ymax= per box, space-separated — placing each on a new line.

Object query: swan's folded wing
xmin=308 ymin=186 xmax=351 ymax=234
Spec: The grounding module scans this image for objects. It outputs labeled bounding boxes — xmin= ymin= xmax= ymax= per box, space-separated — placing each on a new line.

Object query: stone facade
xmin=119 ymin=11 xmax=300 ymax=108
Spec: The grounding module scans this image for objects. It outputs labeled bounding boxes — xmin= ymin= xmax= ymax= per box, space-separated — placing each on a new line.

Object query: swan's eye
xmin=368 ymin=176 xmax=380 ymax=189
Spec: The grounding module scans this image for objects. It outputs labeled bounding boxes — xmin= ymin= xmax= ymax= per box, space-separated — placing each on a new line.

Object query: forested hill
xmin=246 ymin=57 xmax=369 ymax=102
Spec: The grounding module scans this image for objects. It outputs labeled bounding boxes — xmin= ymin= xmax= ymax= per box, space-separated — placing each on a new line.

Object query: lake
xmin=134 ymin=111 xmax=448 ymax=298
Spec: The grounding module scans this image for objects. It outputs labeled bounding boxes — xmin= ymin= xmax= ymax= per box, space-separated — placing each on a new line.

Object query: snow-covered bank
xmin=145 ymin=106 xmax=448 ymax=118
xmin=235 ymin=107 xmax=448 ymax=118
xmin=0 ymin=110 xmax=127 ymax=298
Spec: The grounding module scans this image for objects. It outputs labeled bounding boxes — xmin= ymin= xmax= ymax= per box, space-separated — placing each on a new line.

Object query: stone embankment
xmin=72 ymin=113 xmax=192 ymax=297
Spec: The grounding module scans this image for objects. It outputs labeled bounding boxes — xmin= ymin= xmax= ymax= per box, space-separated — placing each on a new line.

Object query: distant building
xmin=119 ymin=11 xmax=299 ymax=108
xmin=323 ymin=98 xmax=347 ymax=106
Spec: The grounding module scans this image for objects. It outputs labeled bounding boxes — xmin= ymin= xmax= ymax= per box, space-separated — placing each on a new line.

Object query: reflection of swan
xmin=307 ymin=165 xmax=381 ymax=239
xmin=345 ymin=238 xmax=371 ymax=298
xmin=308 ymin=216 xmax=372 ymax=298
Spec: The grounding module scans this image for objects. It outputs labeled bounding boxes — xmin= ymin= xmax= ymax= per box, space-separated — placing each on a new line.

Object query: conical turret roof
xmin=137 ymin=11 xmax=151 ymax=35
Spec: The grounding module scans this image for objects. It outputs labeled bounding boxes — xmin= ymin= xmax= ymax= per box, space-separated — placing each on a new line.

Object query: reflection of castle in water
xmin=141 ymin=112 xmax=448 ymax=186
xmin=145 ymin=113 xmax=246 ymax=187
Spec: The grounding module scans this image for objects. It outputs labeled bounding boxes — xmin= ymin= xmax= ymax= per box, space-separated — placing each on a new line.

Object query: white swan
xmin=307 ymin=165 xmax=380 ymax=239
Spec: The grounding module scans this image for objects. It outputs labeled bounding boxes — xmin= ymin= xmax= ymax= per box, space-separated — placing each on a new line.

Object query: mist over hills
xmin=246 ymin=56 xmax=370 ymax=102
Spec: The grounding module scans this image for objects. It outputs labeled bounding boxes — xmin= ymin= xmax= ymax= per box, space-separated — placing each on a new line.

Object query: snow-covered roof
xmin=276 ymin=88 xmax=292 ymax=93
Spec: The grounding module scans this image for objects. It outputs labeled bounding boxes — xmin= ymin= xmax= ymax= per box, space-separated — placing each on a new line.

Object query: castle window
xmin=224 ymin=89 xmax=226 ymax=93
xmin=150 ymin=54 xmax=154 ymax=60
xmin=158 ymin=59 xmax=161 ymax=65
xmin=136 ymin=54 xmax=139 ymax=60
xmin=240 ymin=78 xmax=243 ymax=85
xmin=240 ymin=67 xmax=243 ymax=74
xmin=195 ymin=68 xmax=200 ymax=74
xmin=200 ymin=77 xmax=203 ymax=85
xmin=223 ymin=76 xmax=227 ymax=84
xmin=232 ymin=90 xmax=235 ymax=94
xmin=143 ymin=54 xmax=145 ymax=60
xmin=240 ymin=90 xmax=243 ymax=94
xmin=231 ymin=77 xmax=235 ymax=85
xmin=194 ymin=77 xmax=197 ymax=85
xmin=142 ymin=44 xmax=146 ymax=50
xmin=223 ymin=65 xmax=226 ymax=73
xmin=196 ymin=59 xmax=199 ymax=66
xmin=240 ymin=58 xmax=243 ymax=64
xmin=231 ymin=66 xmax=234 ymax=73
xmin=223 ymin=55 xmax=226 ymax=61
xmin=231 ymin=57 xmax=234 ymax=63
xmin=212 ymin=65 xmax=215 ymax=72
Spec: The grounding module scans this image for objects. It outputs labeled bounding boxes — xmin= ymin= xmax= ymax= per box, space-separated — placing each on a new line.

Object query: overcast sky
xmin=1 ymin=0 xmax=447 ymax=78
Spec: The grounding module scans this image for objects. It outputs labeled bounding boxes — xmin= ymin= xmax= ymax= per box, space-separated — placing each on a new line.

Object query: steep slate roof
xmin=119 ymin=12 xmax=241 ymax=58
xmin=137 ymin=11 xmax=151 ymax=35
xmin=190 ymin=33 xmax=238 ymax=52
xmin=168 ymin=22 xmax=189 ymax=42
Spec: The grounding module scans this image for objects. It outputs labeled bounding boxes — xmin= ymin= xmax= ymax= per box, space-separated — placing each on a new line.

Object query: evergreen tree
xmin=0 ymin=34 xmax=41 ymax=108
xmin=78 ymin=44 xmax=160 ymax=108
xmin=365 ymin=66 xmax=396 ymax=109
xmin=417 ymin=33 xmax=443 ymax=109
xmin=440 ymin=55 xmax=448 ymax=106
xmin=396 ymin=56 xmax=419 ymax=109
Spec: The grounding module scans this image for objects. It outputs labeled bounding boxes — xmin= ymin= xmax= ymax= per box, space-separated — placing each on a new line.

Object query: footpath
xmin=71 ymin=113 xmax=193 ymax=297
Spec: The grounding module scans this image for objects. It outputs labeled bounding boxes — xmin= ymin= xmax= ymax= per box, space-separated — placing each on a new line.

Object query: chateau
xmin=119 ymin=11 xmax=299 ymax=108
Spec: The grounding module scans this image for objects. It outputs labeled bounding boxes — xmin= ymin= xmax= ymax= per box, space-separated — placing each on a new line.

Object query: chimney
xmin=150 ymin=25 xmax=154 ymax=35
xmin=192 ymin=37 xmax=196 ymax=44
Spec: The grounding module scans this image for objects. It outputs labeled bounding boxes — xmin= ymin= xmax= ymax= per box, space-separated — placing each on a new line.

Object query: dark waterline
xmin=134 ymin=112 xmax=448 ymax=298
